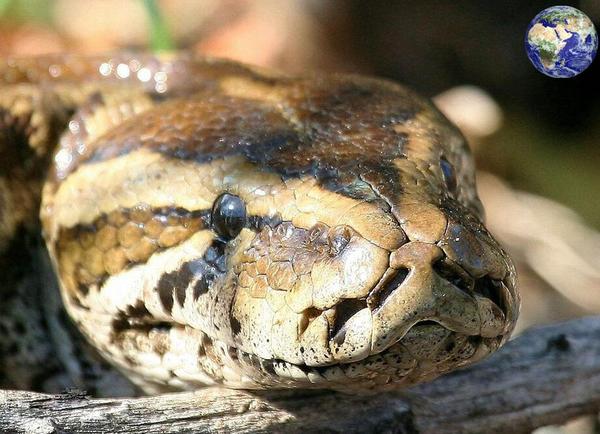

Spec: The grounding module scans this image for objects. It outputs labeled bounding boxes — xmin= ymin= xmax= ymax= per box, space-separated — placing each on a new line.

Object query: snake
xmin=0 ymin=53 xmax=519 ymax=394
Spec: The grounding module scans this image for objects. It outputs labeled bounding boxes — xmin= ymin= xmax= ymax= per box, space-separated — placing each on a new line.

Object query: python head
xmin=42 ymin=57 xmax=519 ymax=392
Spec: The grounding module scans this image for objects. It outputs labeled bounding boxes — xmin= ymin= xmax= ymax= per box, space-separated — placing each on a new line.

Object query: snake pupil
xmin=440 ymin=157 xmax=457 ymax=194
xmin=211 ymin=193 xmax=247 ymax=240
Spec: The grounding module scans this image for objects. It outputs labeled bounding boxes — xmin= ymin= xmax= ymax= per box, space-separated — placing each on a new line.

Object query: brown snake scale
xmin=0 ymin=53 xmax=518 ymax=394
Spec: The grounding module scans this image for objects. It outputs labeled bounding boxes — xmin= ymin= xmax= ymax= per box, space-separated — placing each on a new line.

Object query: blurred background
xmin=0 ymin=1 xmax=598 ymax=432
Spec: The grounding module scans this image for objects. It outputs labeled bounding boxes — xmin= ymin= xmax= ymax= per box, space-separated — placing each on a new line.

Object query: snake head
xmin=197 ymin=74 xmax=519 ymax=391
xmin=42 ymin=56 xmax=518 ymax=393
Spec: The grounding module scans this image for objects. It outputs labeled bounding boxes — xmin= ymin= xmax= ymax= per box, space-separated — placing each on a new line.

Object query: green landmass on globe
xmin=525 ymin=6 xmax=598 ymax=78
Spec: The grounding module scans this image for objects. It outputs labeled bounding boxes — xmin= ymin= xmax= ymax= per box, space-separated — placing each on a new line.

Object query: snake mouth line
xmin=110 ymin=309 xmax=501 ymax=391
xmin=230 ymin=320 xmax=477 ymax=388
xmin=200 ymin=320 xmax=493 ymax=390
xmin=232 ymin=310 xmax=505 ymax=391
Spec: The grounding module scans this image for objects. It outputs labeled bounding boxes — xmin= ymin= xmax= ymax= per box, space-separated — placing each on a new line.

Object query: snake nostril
xmin=474 ymin=276 xmax=507 ymax=316
xmin=433 ymin=259 xmax=474 ymax=295
xmin=434 ymin=259 xmax=507 ymax=316
xmin=370 ymin=268 xmax=409 ymax=313
xmin=330 ymin=298 xmax=368 ymax=345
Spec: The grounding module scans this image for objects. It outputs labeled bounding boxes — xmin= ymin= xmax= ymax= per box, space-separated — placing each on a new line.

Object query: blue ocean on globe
xmin=525 ymin=6 xmax=598 ymax=78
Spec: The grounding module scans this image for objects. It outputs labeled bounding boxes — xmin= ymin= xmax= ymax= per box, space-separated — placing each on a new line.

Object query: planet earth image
xmin=525 ymin=6 xmax=598 ymax=78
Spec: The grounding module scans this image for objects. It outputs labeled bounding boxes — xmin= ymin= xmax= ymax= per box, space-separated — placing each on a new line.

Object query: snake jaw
xmin=217 ymin=164 xmax=518 ymax=388
xmin=227 ymin=189 xmax=516 ymax=378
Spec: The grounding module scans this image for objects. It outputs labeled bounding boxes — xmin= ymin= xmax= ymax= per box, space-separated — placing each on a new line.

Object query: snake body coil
xmin=0 ymin=53 xmax=518 ymax=393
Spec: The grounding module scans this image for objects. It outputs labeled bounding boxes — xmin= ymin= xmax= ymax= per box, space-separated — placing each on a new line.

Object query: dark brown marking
xmin=193 ymin=277 xmax=210 ymax=300
xmin=174 ymin=285 xmax=187 ymax=307
xmin=154 ymin=240 xmax=227 ymax=312
xmin=57 ymin=202 xmax=281 ymax=303
xmin=126 ymin=300 xmax=152 ymax=319
xmin=111 ymin=302 xmax=157 ymax=336
xmin=156 ymin=281 xmax=174 ymax=313
xmin=230 ymin=315 xmax=242 ymax=335
xmin=54 ymin=72 xmax=428 ymax=204
xmin=156 ymin=264 xmax=195 ymax=313
xmin=56 ymin=206 xmax=210 ymax=298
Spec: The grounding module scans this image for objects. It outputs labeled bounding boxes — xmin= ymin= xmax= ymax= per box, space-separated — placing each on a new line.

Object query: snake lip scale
xmin=0 ymin=52 xmax=519 ymax=394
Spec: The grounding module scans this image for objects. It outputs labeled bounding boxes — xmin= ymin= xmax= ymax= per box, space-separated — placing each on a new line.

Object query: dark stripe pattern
xmin=56 ymin=205 xmax=210 ymax=296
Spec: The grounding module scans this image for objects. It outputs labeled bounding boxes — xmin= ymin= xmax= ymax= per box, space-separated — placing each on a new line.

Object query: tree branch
xmin=2 ymin=316 xmax=600 ymax=434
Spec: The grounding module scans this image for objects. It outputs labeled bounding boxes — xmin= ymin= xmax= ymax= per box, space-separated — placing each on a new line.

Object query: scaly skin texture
xmin=0 ymin=53 xmax=519 ymax=394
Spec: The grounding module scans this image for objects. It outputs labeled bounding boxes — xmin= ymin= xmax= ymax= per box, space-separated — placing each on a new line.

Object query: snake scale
xmin=0 ymin=53 xmax=518 ymax=394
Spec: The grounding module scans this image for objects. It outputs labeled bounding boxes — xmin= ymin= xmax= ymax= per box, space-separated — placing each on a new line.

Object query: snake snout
xmin=365 ymin=215 xmax=518 ymax=356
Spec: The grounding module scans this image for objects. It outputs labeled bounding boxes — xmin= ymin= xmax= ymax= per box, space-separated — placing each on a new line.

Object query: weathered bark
xmin=2 ymin=316 xmax=600 ymax=434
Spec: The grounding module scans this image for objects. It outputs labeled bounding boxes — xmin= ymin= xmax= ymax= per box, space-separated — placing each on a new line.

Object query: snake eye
xmin=211 ymin=193 xmax=247 ymax=240
xmin=440 ymin=157 xmax=457 ymax=194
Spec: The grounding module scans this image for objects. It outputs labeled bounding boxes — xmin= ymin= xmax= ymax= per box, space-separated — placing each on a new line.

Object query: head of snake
xmin=42 ymin=64 xmax=519 ymax=392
